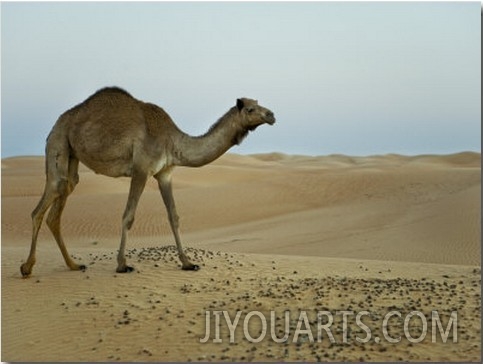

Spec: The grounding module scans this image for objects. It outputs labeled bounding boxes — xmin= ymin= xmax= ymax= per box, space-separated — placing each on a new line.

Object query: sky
xmin=1 ymin=1 xmax=481 ymax=157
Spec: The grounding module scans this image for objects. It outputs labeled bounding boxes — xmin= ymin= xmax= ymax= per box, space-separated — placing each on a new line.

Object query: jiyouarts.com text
xmin=199 ymin=309 xmax=458 ymax=344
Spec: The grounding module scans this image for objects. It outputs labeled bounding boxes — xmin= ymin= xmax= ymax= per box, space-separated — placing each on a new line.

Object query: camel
xmin=20 ymin=87 xmax=275 ymax=277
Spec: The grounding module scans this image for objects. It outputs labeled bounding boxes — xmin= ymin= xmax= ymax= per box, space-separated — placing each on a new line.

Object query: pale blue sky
xmin=1 ymin=1 xmax=481 ymax=157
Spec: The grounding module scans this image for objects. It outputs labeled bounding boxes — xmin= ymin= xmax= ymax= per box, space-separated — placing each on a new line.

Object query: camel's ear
xmin=236 ymin=98 xmax=244 ymax=111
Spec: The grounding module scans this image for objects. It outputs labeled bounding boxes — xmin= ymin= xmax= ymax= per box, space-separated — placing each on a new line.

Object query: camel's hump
xmin=90 ymin=86 xmax=133 ymax=99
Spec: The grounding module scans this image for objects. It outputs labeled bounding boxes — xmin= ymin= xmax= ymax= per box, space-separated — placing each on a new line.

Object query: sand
xmin=1 ymin=152 xmax=481 ymax=361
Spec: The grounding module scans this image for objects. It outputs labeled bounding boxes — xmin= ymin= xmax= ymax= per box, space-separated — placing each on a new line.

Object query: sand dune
xmin=1 ymin=152 xmax=481 ymax=361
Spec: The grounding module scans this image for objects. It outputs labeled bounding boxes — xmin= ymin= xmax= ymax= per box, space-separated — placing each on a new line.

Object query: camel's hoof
xmin=68 ymin=263 xmax=86 ymax=272
xmin=116 ymin=265 xmax=135 ymax=273
xmin=20 ymin=264 xmax=32 ymax=278
xmin=182 ymin=264 xmax=200 ymax=271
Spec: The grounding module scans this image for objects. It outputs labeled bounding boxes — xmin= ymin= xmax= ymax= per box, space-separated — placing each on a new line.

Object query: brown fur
xmin=20 ymin=87 xmax=275 ymax=276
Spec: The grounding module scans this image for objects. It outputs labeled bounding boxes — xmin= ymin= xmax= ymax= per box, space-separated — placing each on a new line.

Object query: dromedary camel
xmin=20 ymin=87 xmax=275 ymax=277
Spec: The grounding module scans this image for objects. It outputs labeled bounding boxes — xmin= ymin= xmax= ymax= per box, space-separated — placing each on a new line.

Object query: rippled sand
xmin=2 ymin=152 xmax=480 ymax=361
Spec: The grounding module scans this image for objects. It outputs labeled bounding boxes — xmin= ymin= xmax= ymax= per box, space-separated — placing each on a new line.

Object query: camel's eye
xmin=246 ymin=107 xmax=255 ymax=113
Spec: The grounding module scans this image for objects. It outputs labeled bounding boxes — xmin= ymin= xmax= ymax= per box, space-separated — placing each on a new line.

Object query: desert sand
xmin=1 ymin=152 xmax=481 ymax=362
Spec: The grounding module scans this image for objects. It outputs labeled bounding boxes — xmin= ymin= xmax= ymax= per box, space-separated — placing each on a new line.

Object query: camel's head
xmin=236 ymin=98 xmax=276 ymax=131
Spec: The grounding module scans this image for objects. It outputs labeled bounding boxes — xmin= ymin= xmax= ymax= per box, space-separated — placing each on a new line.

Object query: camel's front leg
xmin=155 ymin=171 xmax=199 ymax=271
xmin=117 ymin=170 xmax=148 ymax=273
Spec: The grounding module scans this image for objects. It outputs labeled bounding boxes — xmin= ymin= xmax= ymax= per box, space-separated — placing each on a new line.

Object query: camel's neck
xmin=173 ymin=108 xmax=246 ymax=168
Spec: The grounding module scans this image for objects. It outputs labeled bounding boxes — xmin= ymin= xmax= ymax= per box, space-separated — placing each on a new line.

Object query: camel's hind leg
xmin=20 ymin=185 xmax=59 ymax=277
xmin=46 ymin=157 xmax=85 ymax=272
xmin=20 ymin=131 xmax=83 ymax=277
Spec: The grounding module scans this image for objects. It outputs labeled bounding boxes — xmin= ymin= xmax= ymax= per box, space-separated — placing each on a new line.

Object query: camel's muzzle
xmin=265 ymin=111 xmax=276 ymax=125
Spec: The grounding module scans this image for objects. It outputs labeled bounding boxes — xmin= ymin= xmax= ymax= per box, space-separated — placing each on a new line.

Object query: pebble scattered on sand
xmin=61 ymin=246 xmax=481 ymax=362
